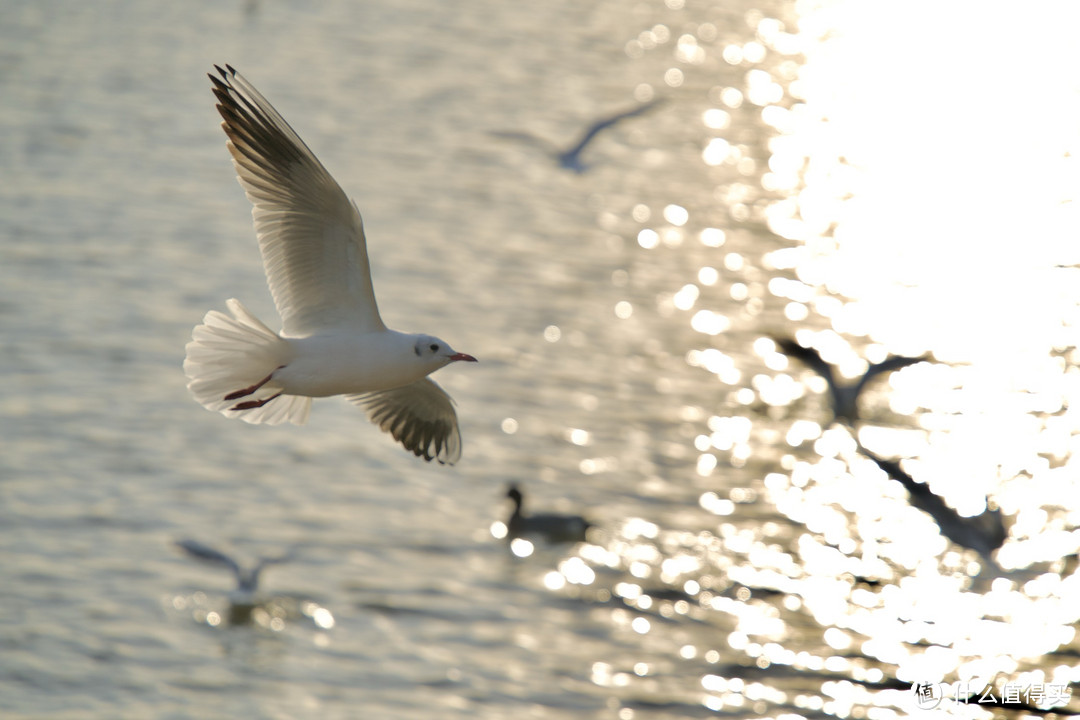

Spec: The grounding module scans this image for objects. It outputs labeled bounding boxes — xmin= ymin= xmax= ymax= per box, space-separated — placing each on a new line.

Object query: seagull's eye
xmin=430 ymin=343 xmax=439 ymax=352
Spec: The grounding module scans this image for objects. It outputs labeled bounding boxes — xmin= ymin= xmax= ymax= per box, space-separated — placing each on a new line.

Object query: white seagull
xmin=175 ymin=539 xmax=293 ymax=625
xmin=184 ymin=65 xmax=477 ymax=464
xmin=175 ymin=539 xmax=290 ymax=601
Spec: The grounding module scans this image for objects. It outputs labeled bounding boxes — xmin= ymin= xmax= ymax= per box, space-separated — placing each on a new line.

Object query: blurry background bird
xmin=773 ymin=336 xmax=927 ymax=424
xmin=503 ymin=483 xmax=591 ymax=547
xmin=490 ymin=97 xmax=665 ymax=174
xmin=858 ymin=448 xmax=1008 ymax=572
xmin=175 ymin=539 xmax=294 ymax=624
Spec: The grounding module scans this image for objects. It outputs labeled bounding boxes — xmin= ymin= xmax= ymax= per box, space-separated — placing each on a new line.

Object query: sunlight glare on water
xmin=543 ymin=0 xmax=1080 ymax=715
xmin=673 ymin=0 xmax=1080 ymax=708
xmin=773 ymin=0 xmax=1080 ymax=362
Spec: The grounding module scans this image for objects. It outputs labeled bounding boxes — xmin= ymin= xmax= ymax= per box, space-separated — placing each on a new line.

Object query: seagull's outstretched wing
xmin=860 ymin=450 xmax=1006 ymax=562
xmin=773 ymin=337 xmax=836 ymax=387
xmin=348 ymin=379 xmax=462 ymax=465
xmin=564 ymin=98 xmax=665 ymax=160
xmin=488 ymin=130 xmax=559 ymax=155
xmin=853 ymin=354 xmax=927 ymax=396
xmin=249 ymin=551 xmax=293 ymax=589
xmin=210 ymin=65 xmax=384 ymax=336
xmin=176 ymin=539 xmax=243 ymax=583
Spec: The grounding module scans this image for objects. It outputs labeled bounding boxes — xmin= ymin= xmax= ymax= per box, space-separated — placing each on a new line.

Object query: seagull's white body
xmin=279 ymin=331 xmax=445 ymax=397
xmin=184 ymin=65 xmax=476 ymax=464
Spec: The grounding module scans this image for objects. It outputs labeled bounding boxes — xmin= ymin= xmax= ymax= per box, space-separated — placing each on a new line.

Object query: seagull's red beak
xmin=450 ymin=352 xmax=478 ymax=363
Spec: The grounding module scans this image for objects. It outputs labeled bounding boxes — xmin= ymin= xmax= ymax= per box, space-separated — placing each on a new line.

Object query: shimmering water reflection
xmin=522 ymin=0 xmax=1080 ymax=716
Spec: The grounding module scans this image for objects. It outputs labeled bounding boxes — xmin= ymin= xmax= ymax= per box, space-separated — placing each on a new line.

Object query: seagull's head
xmin=413 ymin=334 xmax=478 ymax=368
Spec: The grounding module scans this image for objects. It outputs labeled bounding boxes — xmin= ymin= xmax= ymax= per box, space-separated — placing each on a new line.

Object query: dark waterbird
xmin=505 ymin=484 xmax=591 ymax=545
xmin=859 ymin=448 xmax=1008 ymax=569
xmin=774 ymin=336 xmax=927 ymax=423
xmin=491 ymin=98 xmax=666 ymax=174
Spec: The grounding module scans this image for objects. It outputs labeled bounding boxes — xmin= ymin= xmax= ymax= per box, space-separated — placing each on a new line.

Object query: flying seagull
xmin=859 ymin=449 xmax=1007 ymax=569
xmin=184 ymin=65 xmax=477 ymax=464
xmin=175 ymin=539 xmax=291 ymax=608
xmin=505 ymin=483 xmax=591 ymax=545
xmin=176 ymin=539 xmax=293 ymax=626
xmin=773 ymin=337 xmax=926 ymax=424
xmin=491 ymin=98 xmax=665 ymax=174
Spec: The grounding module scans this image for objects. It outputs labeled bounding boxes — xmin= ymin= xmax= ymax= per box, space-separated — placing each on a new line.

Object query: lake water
xmin=5 ymin=0 xmax=1080 ymax=718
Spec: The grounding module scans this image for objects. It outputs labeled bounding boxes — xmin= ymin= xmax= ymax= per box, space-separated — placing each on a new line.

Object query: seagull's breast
xmin=276 ymin=330 xmax=431 ymax=397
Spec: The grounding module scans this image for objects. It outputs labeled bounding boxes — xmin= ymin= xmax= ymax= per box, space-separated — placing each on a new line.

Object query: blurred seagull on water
xmin=491 ymin=98 xmax=665 ymax=174
xmin=773 ymin=336 xmax=927 ymax=424
xmin=184 ymin=65 xmax=477 ymax=464
xmin=176 ymin=539 xmax=293 ymax=623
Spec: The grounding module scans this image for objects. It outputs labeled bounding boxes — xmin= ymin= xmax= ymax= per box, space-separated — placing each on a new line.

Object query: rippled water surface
xmin=6 ymin=1 xmax=1080 ymax=718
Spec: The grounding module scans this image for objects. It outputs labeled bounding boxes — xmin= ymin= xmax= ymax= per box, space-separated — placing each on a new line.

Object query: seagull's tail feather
xmin=184 ymin=299 xmax=311 ymax=425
